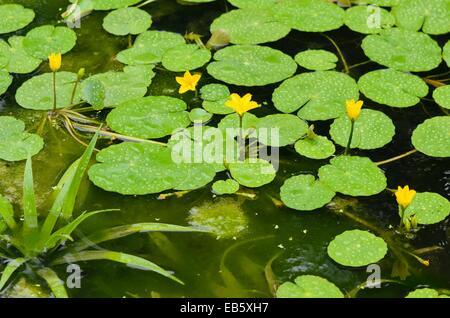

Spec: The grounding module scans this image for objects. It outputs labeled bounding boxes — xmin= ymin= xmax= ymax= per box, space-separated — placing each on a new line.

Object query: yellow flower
xmin=225 ymin=93 xmax=260 ymax=117
xmin=395 ymin=185 xmax=416 ymax=209
xmin=346 ymin=99 xmax=363 ymax=121
xmin=48 ymin=53 xmax=62 ymax=72
xmin=176 ymin=71 xmax=201 ymax=94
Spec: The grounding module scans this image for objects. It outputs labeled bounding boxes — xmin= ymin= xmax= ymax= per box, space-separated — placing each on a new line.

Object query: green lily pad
xmin=344 ymin=5 xmax=395 ymax=34
xmin=0 ymin=116 xmax=44 ymax=162
xmin=0 ymin=69 xmax=12 ymax=96
xmin=256 ymin=114 xmax=308 ymax=147
xmin=0 ymin=36 xmax=42 ymax=74
xmin=444 ymin=41 xmax=450 ymax=67
xmin=81 ymin=78 xmax=106 ymax=110
xmin=15 ymin=72 xmax=81 ymax=110
xmin=361 ymin=28 xmax=442 ymax=72
xmin=406 ymin=288 xmax=447 ymax=298
xmin=276 ymin=275 xmax=344 ymax=298
xmin=229 ymin=158 xmax=276 ymax=188
xmin=280 ymin=175 xmax=335 ymax=211
xmin=392 ymin=0 xmax=450 ymax=35
xmin=328 ymin=230 xmax=388 ymax=267
xmin=69 ymin=0 xmax=141 ymax=10
xmin=162 ymin=44 xmax=211 ymax=72
xmin=107 ymin=96 xmax=190 ymax=139
xmin=23 ymin=25 xmax=77 ymax=59
xmin=218 ymin=113 xmax=259 ymax=138
xmin=272 ymin=71 xmax=359 ymax=121
xmin=358 ymin=0 xmax=400 ymax=5
xmin=358 ymin=69 xmax=428 ymax=107
xmin=295 ymin=135 xmax=336 ymax=160
xmin=404 ymin=192 xmax=450 ymax=225
xmin=189 ymin=108 xmax=213 ymax=123
xmin=318 ymin=156 xmax=387 ymax=196
xmin=212 ymin=179 xmax=240 ymax=195
xmin=207 ymin=45 xmax=297 ymax=86
xmin=433 ymin=86 xmax=450 ymax=109
xmin=227 ymin=0 xmax=278 ymax=8
xmin=188 ymin=198 xmax=247 ymax=239
xmin=200 ymin=84 xmax=232 ymax=115
xmin=412 ymin=116 xmax=450 ymax=158
xmin=210 ymin=9 xmax=290 ymax=45
xmin=80 ymin=65 xmax=154 ymax=107
xmin=275 ymin=0 xmax=344 ymax=32
xmin=0 ymin=4 xmax=35 ymax=34
xmin=330 ymin=109 xmax=395 ymax=150
xmin=294 ymin=50 xmax=338 ymax=71
xmin=117 ymin=31 xmax=186 ymax=65
xmin=103 ymin=7 xmax=152 ymax=36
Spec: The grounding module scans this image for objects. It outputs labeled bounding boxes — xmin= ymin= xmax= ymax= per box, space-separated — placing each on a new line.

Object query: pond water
xmin=0 ymin=0 xmax=449 ymax=298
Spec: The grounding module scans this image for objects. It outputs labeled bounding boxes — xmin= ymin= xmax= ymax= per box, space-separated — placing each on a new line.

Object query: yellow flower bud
xmin=48 ymin=53 xmax=62 ymax=72
xmin=395 ymin=185 xmax=416 ymax=209
xmin=346 ymin=99 xmax=363 ymax=121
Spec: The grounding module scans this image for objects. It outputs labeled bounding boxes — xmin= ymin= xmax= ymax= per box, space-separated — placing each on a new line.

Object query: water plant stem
xmin=52 ymin=72 xmax=57 ymax=112
xmin=344 ymin=120 xmax=355 ymax=155
xmin=238 ymin=115 xmax=244 ymax=161
xmin=376 ymin=149 xmax=418 ymax=166
xmin=347 ymin=60 xmax=372 ymax=70
xmin=70 ymin=80 xmax=79 ymax=105
xmin=321 ymin=33 xmax=349 ymax=74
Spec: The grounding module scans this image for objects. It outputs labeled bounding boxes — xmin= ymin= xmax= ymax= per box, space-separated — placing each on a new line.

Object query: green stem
xmin=238 ymin=114 xmax=244 ymax=161
xmin=52 ymin=72 xmax=57 ymax=112
xmin=321 ymin=33 xmax=349 ymax=74
xmin=70 ymin=80 xmax=79 ymax=105
xmin=344 ymin=120 xmax=354 ymax=155
xmin=376 ymin=149 xmax=418 ymax=166
xmin=348 ymin=60 xmax=372 ymax=70
xmin=399 ymin=206 xmax=405 ymax=228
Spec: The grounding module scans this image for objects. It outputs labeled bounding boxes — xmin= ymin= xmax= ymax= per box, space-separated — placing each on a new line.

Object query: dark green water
xmin=0 ymin=0 xmax=449 ymax=298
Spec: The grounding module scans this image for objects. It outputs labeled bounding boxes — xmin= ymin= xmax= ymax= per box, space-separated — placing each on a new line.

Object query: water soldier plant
xmin=0 ymin=0 xmax=449 ymax=298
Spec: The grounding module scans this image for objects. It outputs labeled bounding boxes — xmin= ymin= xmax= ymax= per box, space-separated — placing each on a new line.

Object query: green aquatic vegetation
xmin=404 ymin=192 xmax=450 ymax=225
xmin=433 ymin=85 xmax=450 ymax=109
xmin=102 ymin=7 xmax=152 ymax=36
xmin=294 ymin=132 xmax=336 ymax=160
xmin=406 ymin=288 xmax=450 ymax=298
xmin=444 ymin=41 xmax=450 ymax=67
xmin=161 ymin=44 xmax=211 ymax=72
xmin=0 ymin=4 xmax=35 ymax=34
xmin=276 ymin=275 xmax=344 ymax=298
xmin=229 ymin=159 xmax=276 ymax=188
xmin=0 ymin=69 xmax=12 ymax=96
xmin=69 ymin=0 xmax=142 ymax=11
xmin=200 ymin=84 xmax=233 ymax=115
xmin=189 ymin=108 xmax=213 ymax=123
xmin=0 ymin=36 xmax=42 ymax=74
xmin=294 ymin=50 xmax=338 ymax=71
xmin=344 ymin=5 xmax=395 ymax=34
xmin=412 ymin=117 xmax=450 ymax=158
xmin=256 ymin=114 xmax=308 ymax=147
xmin=0 ymin=135 xmax=202 ymax=297
xmin=212 ymin=179 xmax=240 ymax=195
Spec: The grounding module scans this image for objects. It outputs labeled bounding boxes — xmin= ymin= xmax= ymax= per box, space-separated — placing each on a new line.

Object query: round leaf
xmin=81 ymin=79 xmax=106 ymax=110
xmin=294 ymin=50 xmax=338 ymax=71
xmin=207 ymin=45 xmax=297 ymax=86
xmin=0 ymin=36 xmax=42 ymax=74
xmin=412 ymin=116 xmax=450 ymax=158
xmin=0 ymin=69 xmax=12 ymax=96
xmin=295 ymin=135 xmax=336 ymax=160
xmin=344 ymin=5 xmax=395 ymax=34
xmin=276 ymin=275 xmax=344 ymax=298
xmin=69 ymin=0 xmax=141 ymax=10
xmin=444 ymin=41 xmax=450 ymax=67
xmin=162 ymin=44 xmax=211 ymax=72
xmin=280 ymin=175 xmax=335 ymax=211
xmin=404 ymin=192 xmax=450 ymax=225
xmin=15 ymin=72 xmax=81 ymax=110
xmin=212 ymin=179 xmax=240 ymax=195
xmin=229 ymin=158 xmax=276 ymax=188
xmin=102 ymin=7 xmax=152 ymax=36
xmin=330 ymin=109 xmax=395 ymax=150
xmin=272 ymin=71 xmax=359 ymax=121
xmin=361 ymin=28 xmax=442 ymax=72
xmin=327 ymin=230 xmax=388 ymax=267
xmin=23 ymin=25 xmax=77 ymax=59
xmin=0 ymin=4 xmax=35 ymax=34
xmin=358 ymin=69 xmax=428 ymax=107
xmin=318 ymin=156 xmax=387 ymax=196
xmin=433 ymin=85 xmax=450 ymax=109
xmin=189 ymin=108 xmax=212 ymax=123
xmin=256 ymin=114 xmax=308 ymax=147
xmin=406 ymin=288 xmax=442 ymax=298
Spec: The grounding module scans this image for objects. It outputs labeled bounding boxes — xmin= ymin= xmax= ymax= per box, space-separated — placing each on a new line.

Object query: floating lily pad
xmin=358 ymin=69 xmax=428 ymax=107
xmin=188 ymin=198 xmax=247 ymax=238
xmin=275 ymin=0 xmax=344 ymax=32
xmin=256 ymin=114 xmax=308 ymax=147
xmin=295 ymin=135 xmax=336 ymax=160
xmin=210 ymin=9 xmax=290 ymax=45
xmin=117 ymin=31 xmax=186 ymax=65
xmin=212 ymin=179 xmax=240 ymax=195
xmin=218 ymin=113 xmax=259 ymax=138
xmin=392 ymin=0 xmax=450 ymax=35
xmin=276 ymin=275 xmax=344 ymax=298
xmin=0 ymin=4 xmax=35 ymax=34
xmin=280 ymin=175 xmax=335 ymax=211
xmin=80 ymin=65 xmax=154 ymax=107
xmin=327 ymin=230 xmax=388 ymax=267
xmin=330 ymin=109 xmax=395 ymax=150
xmin=0 ymin=36 xmax=42 ymax=74
xmin=273 ymin=71 xmax=359 ymax=121
xmin=103 ymin=7 xmax=152 ymax=36
xmin=405 ymin=288 xmax=449 ymax=298
xmin=162 ymin=44 xmax=211 ymax=72
xmin=189 ymin=108 xmax=213 ymax=123
xmin=200 ymin=84 xmax=232 ymax=115
xmin=0 ymin=69 xmax=12 ymax=96
xmin=82 ymin=78 xmax=105 ymax=110
xmin=15 ymin=72 xmax=81 ymax=110
xmin=318 ymin=156 xmax=387 ymax=196
xmin=107 ymin=96 xmax=190 ymax=139
xmin=360 ymin=0 xmax=400 ymax=5
xmin=294 ymin=50 xmax=338 ymax=71
xmin=344 ymin=5 xmax=395 ymax=34
xmin=69 ymin=0 xmax=141 ymax=10
xmin=23 ymin=25 xmax=77 ymax=59
xmin=433 ymin=86 xmax=450 ymax=109
xmin=207 ymin=45 xmax=297 ymax=86
xmin=361 ymin=28 xmax=442 ymax=72
xmin=404 ymin=192 xmax=450 ymax=225
xmin=412 ymin=116 xmax=450 ymax=158
xmin=444 ymin=41 xmax=450 ymax=67
xmin=227 ymin=0 xmax=278 ymax=8
xmin=0 ymin=116 xmax=44 ymax=162
xmin=229 ymin=158 xmax=276 ymax=188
